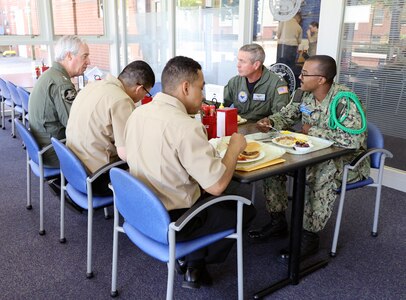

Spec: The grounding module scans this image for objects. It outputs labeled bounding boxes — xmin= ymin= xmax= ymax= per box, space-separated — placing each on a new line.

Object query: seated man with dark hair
xmin=66 ymin=60 xmax=155 ymax=195
xmin=251 ymin=55 xmax=370 ymax=261
xmin=125 ymin=56 xmax=256 ymax=289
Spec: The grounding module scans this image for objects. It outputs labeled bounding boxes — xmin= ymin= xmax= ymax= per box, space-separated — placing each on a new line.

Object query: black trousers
xmin=169 ymin=195 xmax=256 ymax=266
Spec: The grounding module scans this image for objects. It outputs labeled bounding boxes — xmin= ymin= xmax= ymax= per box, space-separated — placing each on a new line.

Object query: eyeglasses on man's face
xmin=142 ymin=85 xmax=152 ymax=97
xmin=300 ymin=72 xmax=325 ymax=78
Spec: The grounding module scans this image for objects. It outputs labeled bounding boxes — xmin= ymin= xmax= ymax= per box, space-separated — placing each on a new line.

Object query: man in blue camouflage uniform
xmin=29 ymin=35 xmax=90 ymax=168
xmin=249 ymin=55 xmax=370 ymax=260
xmin=224 ymin=44 xmax=290 ymax=121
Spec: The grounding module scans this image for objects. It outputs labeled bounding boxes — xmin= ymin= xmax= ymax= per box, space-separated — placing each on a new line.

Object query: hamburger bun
xmin=239 ymin=142 xmax=261 ymax=160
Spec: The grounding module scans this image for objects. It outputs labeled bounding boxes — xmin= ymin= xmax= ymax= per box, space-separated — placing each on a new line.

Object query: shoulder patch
xmin=62 ymin=88 xmax=77 ymax=103
xmin=277 ymin=86 xmax=289 ymax=95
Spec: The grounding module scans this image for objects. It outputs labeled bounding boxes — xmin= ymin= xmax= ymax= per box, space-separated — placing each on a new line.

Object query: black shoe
xmin=278 ymin=230 xmax=320 ymax=264
xmin=175 ymin=258 xmax=187 ymax=275
xmin=182 ymin=265 xmax=213 ymax=289
xmin=248 ymin=212 xmax=288 ymax=240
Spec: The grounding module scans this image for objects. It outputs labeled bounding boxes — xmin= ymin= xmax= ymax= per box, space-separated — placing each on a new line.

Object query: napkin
xmin=235 ymin=158 xmax=286 ymax=172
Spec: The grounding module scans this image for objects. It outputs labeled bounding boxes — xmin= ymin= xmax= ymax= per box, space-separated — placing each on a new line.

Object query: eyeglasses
xmin=300 ymin=72 xmax=325 ymax=78
xmin=142 ymin=85 xmax=152 ymax=97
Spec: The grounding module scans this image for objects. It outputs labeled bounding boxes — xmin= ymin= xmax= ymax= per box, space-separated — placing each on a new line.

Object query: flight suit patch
xmin=62 ymin=88 xmax=77 ymax=104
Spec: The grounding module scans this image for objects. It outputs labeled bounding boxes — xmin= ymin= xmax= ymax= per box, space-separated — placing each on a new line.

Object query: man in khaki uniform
xmin=125 ymin=56 xmax=256 ymax=290
xmin=29 ymin=35 xmax=90 ymax=168
xmin=66 ymin=61 xmax=155 ymax=195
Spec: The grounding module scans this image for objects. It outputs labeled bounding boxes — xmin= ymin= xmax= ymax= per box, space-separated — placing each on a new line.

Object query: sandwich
xmin=238 ymin=142 xmax=261 ymax=160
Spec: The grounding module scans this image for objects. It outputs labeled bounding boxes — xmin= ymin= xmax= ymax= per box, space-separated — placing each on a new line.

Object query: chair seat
xmin=123 ymin=222 xmax=234 ymax=262
xmin=336 ymin=177 xmax=374 ymax=193
xmin=29 ymin=160 xmax=60 ymax=178
xmin=66 ymin=184 xmax=113 ymax=210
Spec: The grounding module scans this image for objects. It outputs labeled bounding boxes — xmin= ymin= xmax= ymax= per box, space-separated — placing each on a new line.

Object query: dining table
xmin=235 ymin=123 xmax=354 ymax=299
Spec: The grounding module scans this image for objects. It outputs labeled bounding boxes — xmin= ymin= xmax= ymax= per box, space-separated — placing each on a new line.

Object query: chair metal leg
xmin=11 ymin=106 xmax=16 ymax=138
xmin=60 ymin=174 xmax=66 ymax=243
xmin=86 ymin=192 xmax=94 ymax=278
xmin=236 ymin=202 xmax=244 ymax=300
xmin=167 ymin=230 xmax=176 ymax=300
xmin=330 ymin=174 xmax=349 ymax=257
xmin=1 ymin=101 xmax=5 ymax=129
xmin=111 ymin=205 xmax=119 ymax=297
xmin=26 ymin=152 xmax=32 ymax=210
xmin=39 ymin=164 xmax=45 ymax=235
xmin=104 ymin=207 xmax=110 ymax=219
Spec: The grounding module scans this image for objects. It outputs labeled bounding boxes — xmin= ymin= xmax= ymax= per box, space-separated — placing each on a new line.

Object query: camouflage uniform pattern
xmin=264 ymin=83 xmax=370 ymax=232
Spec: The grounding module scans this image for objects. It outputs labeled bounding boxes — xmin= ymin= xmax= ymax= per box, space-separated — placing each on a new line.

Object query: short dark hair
xmin=310 ymin=21 xmax=319 ymax=28
xmin=118 ymin=60 xmax=155 ymax=89
xmin=161 ymin=56 xmax=202 ymax=93
xmin=306 ymin=55 xmax=337 ymax=84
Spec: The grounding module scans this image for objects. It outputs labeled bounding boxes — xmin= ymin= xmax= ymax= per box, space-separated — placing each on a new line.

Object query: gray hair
xmin=239 ymin=44 xmax=266 ymax=65
xmin=54 ymin=36 xmax=87 ymax=62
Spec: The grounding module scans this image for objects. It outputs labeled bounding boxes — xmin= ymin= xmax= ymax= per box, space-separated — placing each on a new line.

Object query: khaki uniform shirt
xmin=28 ymin=62 xmax=76 ymax=167
xmin=66 ymin=74 xmax=135 ymax=173
xmin=277 ymin=18 xmax=303 ymax=46
xmin=125 ymin=92 xmax=226 ymax=211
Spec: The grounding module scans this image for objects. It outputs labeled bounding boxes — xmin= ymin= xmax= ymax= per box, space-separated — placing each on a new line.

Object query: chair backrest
xmin=51 ymin=138 xmax=88 ymax=194
xmin=14 ymin=118 xmax=41 ymax=165
xmin=110 ymin=168 xmax=171 ymax=244
xmin=0 ymin=78 xmax=11 ymax=99
xmin=17 ymin=86 xmax=30 ymax=113
xmin=6 ymin=80 xmax=22 ymax=106
xmin=367 ymin=122 xmax=384 ymax=169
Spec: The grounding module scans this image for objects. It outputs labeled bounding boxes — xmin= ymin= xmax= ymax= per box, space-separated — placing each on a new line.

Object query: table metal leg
xmin=253 ymin=168 xmax=328 ymax=299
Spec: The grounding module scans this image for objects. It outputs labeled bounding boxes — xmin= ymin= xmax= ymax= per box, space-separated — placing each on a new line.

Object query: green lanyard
xmin=328 ymin=91 xmax=367 ymax=134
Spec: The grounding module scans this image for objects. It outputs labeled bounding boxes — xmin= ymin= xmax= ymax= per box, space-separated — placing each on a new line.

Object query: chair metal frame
xmin=7 ymin=80 xmax=23 ymax=138
xmin=51 ymin=137 xmax=127 ymax=278
xmin=17 ymin=86 xmax=30 ymax=125
xmin=14 ymin=118 xmax=60 ymax=235
xmin=0 ymin=77 xmax=12 ymax=130
xmin=330 ymin=122 xmax=393 ymax=257
xmin=109 ymin=168 xmax=251 ymax=300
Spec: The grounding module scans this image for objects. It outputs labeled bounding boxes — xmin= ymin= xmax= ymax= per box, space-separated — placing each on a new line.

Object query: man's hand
xmin=228 ymin=133 xmax=247 ymax=155
xmin=256 ymin=117 xmax=272 ymax=133
xmin=301 ymin=123 xmax=312 ymax=134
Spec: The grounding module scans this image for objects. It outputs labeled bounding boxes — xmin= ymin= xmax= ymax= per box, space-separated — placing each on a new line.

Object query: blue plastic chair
xmin=17 ymin=86 xmax=30 ymax=125
xmin=0 ymin=77 xmax=12 ymax=129
xmin=6 ymin=80 xmax=23 ymax=138
xmin=14 ymin=118 xmax=60 ymax=235
xmin=109 ymin=168 xmax=251 ymax=299
xmin=330 ymin=122 xmax=393 ymax=257
xmin=51 ymin=137 xmax=126 ymax=278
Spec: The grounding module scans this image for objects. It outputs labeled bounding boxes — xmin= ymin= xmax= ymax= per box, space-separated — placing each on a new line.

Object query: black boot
xmin=248 ymin=212 xmax=288 ymax=240
xmin=279 ymin=230 xmax=320 ymax=263
xmin=182 ymin=263 xmax=213 ymax=289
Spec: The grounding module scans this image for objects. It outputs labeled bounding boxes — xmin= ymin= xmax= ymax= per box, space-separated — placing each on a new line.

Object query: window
xmin=51 ymin=0 xmax=104 ymax=35
xmin=338 ymin=1 xmax=406 ymax=171
xmin=0 ymin=0 xmax=40 ymax=36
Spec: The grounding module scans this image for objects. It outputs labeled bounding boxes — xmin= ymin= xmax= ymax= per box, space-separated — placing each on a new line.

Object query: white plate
xmin=219 ymin=149 xmax=266 ymax=163
xmin=271 ymin=136 xmax=296 ymax=148
xmin=293 ymin=142 xmax=314 ymax=153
